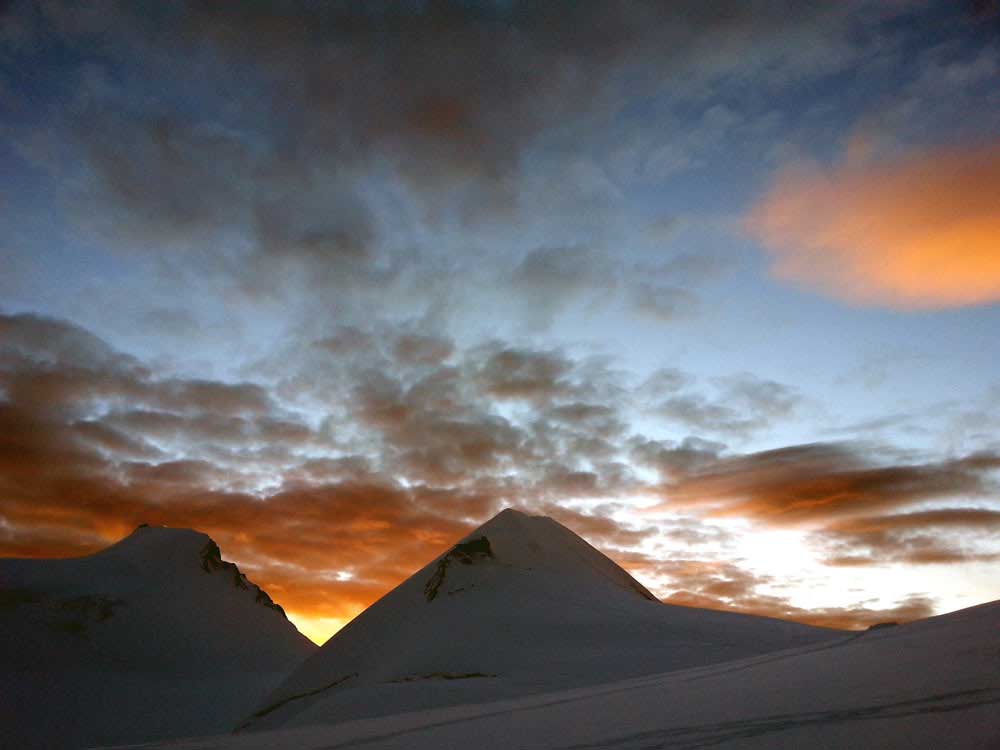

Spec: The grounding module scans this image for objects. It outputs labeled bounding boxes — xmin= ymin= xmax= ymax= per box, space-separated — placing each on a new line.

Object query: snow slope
xmin=238 ymin=509 xmax=839 ymax=732
xmin=0 ymin=525 xmax=315 ymax=750
xmin=129 ymin=598 xmax=1000 ymax=750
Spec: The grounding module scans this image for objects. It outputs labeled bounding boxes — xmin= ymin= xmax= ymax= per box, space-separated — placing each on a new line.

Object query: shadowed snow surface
xmin=0 ymin=526 xmax=315 ymax=750
xmin=131 ymin=598 xmax=1000 ymax=750
xmin=239 ymin=509 xmax=839 ymax=732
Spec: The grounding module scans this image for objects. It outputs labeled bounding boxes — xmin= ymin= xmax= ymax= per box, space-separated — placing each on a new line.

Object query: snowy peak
xmin=97 ymin=523 xmax=214 ymax=563
xmin=199 ymin=536 xmax=288 ymax=618
xmin=0 ymin=525 xmax=316 ymax=749
xmin=1 ymin=523 xmax=314 ymax=681
xmin=439 ymin=508 xmax=658 ymax=602
xmin=94 ymin=525 xmax=289 ymax=618
xmin=243 ymin=507 xmax=837 ymax=733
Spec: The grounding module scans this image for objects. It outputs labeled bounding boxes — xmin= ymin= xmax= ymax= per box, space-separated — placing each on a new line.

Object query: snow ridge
xmin=199 ymin=536 xmax=288 ymax=618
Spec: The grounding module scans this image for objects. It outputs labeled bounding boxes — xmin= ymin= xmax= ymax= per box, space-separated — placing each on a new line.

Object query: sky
xmin=1 ymin=0 xmax=999 ymax=645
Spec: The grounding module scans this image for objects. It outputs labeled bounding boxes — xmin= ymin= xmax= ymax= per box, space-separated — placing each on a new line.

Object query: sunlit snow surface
xmin=129 ymin=599 xmax=1000 ymax=750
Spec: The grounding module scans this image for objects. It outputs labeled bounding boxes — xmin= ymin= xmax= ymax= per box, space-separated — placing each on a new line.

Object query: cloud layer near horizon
xmin=748 ymin=141 xmax=1000 ymax=309
xmin=3 ymin=312 xmax=998 ymax=637
xmin=3 ymin=1 xmax=1000 ymax=642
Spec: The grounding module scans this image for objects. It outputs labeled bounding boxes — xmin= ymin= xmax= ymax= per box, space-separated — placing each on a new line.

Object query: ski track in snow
xmin=559 ymin=688 xmax=1000 ymax=749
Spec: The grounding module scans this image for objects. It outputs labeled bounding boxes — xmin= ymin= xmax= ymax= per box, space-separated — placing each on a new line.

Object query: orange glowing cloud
xmin=748 ymin=141 xmax=1000 ymax=309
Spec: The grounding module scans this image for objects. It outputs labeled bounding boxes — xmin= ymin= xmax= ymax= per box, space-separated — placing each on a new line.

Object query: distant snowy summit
xmin=0 ymin=523 xmax=311 ymax=668
xmin=241 ymin=508 xmax=842 ymax=733
xmin=421 ymin=507 xmax=658 ymax=603
xmin=0 ymin=525 xmax=315 ymax=749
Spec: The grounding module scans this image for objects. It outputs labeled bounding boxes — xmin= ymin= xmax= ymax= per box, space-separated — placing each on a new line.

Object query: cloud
xmin=814 ymin=508 xmax=1000 ymax=566
xmin=392 ymin=333 xmax=454 ymax=366
xmin=625 ymin=555 xmax=935 ymax=630
xmin=631 ymin=284 xmax=699 ymax=321
xmin=0 ymin=312 xmax=656 ymax=634
xmin=1 ymin=0 xmax=898 ymax=325
xmin=654 ymin=442 xmax=1000 ymax=523
xmin=3 ymin=312 xmax=997 ymax=639
xmin=471 ymin=344 xmax=575 ymax=403
xmin=510 ymin=246 xmax=618 ymax=326
xmin=650 ymin=373 xmax=801 ymax=439
xmin=748 ymin=141 xmax=1000 ymax=309
xmin=629 ymin=436 xmax=726 ymax=479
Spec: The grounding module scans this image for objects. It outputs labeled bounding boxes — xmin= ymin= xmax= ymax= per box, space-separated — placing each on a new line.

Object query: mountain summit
xmin=421 ymin=508 xmax=657 ymax=603
xmin=0 ymin=525 xmax=315 ymax=749
xmin=242 ymin=508 xmax=841 ymax=732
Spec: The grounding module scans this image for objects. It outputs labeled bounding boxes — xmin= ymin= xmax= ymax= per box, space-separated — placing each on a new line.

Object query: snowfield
xmin=132 ymin=598 xmax=1000 ymax=750
xmin=0 ymin=526 xmax=315 ymax=749
xmin=4 ymin=511 xmax=998 ymax=750
xmin=237 ymin=508 xmax=839 ymax=732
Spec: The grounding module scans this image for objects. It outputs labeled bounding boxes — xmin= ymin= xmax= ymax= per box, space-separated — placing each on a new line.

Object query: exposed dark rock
xmin=200 ymin=540 xmax=226 ymax=573
xmin=200 ymin=540 xmax=287 ymax=618
xmin=424 ymin=536 xmax=494 ymax=602
xmin=255 ymin=588 xmax=288 ymax=618
xmin=453 ymin=536 xmax=494 ymax=562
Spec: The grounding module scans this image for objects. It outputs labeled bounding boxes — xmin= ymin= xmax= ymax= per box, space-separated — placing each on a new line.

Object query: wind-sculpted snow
xmin=0 ymin=526 xmax=315 ymax=749
xmin=240 ymin=509 xmax=838 ymax=732
xmin=133 ymin=599 xmax=1000 ymax=750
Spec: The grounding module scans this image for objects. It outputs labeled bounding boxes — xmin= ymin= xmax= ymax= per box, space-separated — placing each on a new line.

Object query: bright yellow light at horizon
xmin=286 ymin=613 xmax=355 ymax=646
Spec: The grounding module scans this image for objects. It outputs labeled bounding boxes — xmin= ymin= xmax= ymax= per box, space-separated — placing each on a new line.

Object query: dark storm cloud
xmin=654 ymin=442 xmax=1000 ymax=523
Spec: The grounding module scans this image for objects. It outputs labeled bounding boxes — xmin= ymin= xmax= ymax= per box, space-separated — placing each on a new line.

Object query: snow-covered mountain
xmin=238 ymin=508 xmax=840 ymax=732
xmin=141 ymin=597 xmax=1000 ymax=750
xmin=0 ymin=525 xmax=315 ymax=750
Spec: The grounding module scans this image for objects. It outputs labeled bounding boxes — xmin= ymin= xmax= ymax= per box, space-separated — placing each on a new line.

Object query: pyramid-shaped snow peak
xmin=242 ymin=509 xmax=842 ymax=732
xmin=0 ymin=525 xmax=315 ymax=749
xmin=422 ymin=508 xmax=658 ymax=603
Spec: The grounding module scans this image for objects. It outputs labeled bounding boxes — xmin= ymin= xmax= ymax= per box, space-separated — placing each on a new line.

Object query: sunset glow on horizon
xmin=2 ymin=0 xmax=1000 ymax=646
